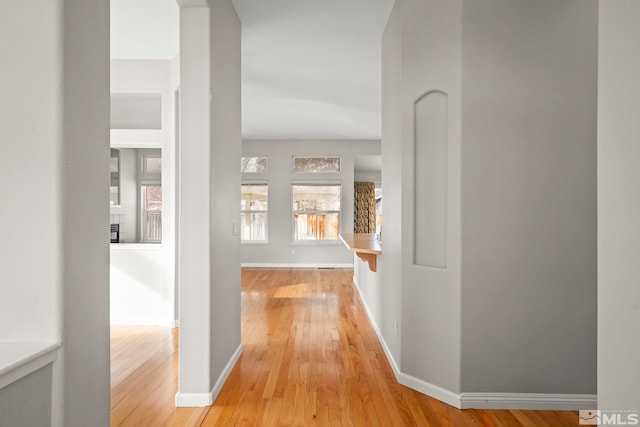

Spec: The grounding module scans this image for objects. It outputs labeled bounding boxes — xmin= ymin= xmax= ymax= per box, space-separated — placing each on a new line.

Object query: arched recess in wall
xmin=414 ymin=90 xmax=448 ymax=268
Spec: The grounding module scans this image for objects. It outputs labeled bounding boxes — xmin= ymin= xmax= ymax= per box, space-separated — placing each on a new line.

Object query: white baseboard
xmin=175 ymin=344 xmax=243 ymax=408
xmin=399 ymin=372 xmax=462 ymax=408
xmin=459 ymin=392 xmax=598 ymax=410
xmin=241 ymin=263 xmax=353 ymax=268
xmin=175 ymin=392 xmax=213 ymax=407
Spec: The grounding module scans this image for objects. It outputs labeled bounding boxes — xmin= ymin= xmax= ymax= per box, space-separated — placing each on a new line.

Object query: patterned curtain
xmin=354 ymin=182 xmax=376 ymax=233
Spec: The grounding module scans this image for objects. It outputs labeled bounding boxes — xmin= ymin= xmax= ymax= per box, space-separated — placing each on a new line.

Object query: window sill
xmin=0 ymin=342 xmax=60 ymax=390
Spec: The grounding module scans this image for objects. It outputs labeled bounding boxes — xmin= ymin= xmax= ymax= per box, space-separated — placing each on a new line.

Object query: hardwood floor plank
xmin=112 ymin=268 xmax=582 ymax=426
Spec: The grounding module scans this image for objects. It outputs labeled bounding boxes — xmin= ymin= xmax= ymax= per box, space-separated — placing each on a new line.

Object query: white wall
xmin=0 ymin=0 xmax=61 ymax=344
xmin=354 ymin=170 xmax=381 ymax=183
xmin=460 ymin=0 xmax=598 ymax=395
xmin=178 ymin=5 xmax=214 ymax=401
xmin=1 ymin=1 xmax=111 ymax=426
xmin=110 ymin=245 xmax=168 ymax=325
xmin=598 ymin=0 xmax=640 ymax=412
xmin=241 ymin=140 xmax=380 ymax=266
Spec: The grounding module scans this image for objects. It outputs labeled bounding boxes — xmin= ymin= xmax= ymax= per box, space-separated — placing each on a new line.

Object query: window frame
xmin=138 ymin=149 xmax=162 ymax=243
xmin=291 ymin=156 xmax=341 ymax=173
xmin=241 ymin=156 xmax=269 ymax=174
xmin=140 ymin=181 xmax=162 ymax=243
xmin=291 ymin=182 xmax=342 ymax=244
xmin=241 ymin=181 xmax=269 ymax=244
xmin=142 ymin=153 xmax=162 ymax=174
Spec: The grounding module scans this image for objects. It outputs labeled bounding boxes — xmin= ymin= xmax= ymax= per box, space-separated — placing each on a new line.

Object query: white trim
xmin=459 ymin=393 xmax=598 ymax=410
xmin=0 ymin=342 xmax=60 ymax=390
xmin=174 ymin=392 xmax=212 ymax=407
xmin=398 ymin=372 xmax=462 ymax=408
xmin=175 ymin=344 xmax=243 ymax=407
xmin=241 ymin=263 xmax=352 ymax=268
xmin=171 ymin=320 xmax=180 ymax=328
xmin=210 ymin=344 xmax=243 ymax=402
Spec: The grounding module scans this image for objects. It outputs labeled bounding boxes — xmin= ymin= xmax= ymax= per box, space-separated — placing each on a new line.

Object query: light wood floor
xmin=111 ymin=267 xmax=581 ymax=426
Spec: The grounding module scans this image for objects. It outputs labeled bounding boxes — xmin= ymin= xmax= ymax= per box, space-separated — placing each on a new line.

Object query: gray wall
xmin=241 ymin=139 xmax=380 ymax=266
xmin=209 ymin=0 xmax=242 ymax=391
xmin=60 ymin=0 xmax=111 ymax=423
xmin=598 ymin=0 xmax=640 ymax=411
xmin=460 ymin=0 xmax=598 ymax=394
xmin=379 ymin=0 xmax=404 ymax=367
xmin=0 ymin=367 xmax=52 ymax=427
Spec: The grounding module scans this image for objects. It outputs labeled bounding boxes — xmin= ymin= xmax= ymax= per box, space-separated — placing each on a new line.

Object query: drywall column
xmin=598 ymin=0 xmax=640 ymax=412
xmin=176 ymin=0 xmax=242 ymax=406
xmin=176 ymin=2 xmax=214 ymax=405
xmin=0 ymin=0 xmax=111 ymax=426
xmin=380 ymin=0 xmax=404 ymax=368
xmin=208 ymin=0 xmax=242 ymax=394
xmin=60 ymin=0 xmax=111 ymax=424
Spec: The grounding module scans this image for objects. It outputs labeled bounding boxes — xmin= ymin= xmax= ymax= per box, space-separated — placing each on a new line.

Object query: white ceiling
xmin=110 ymin=0 xmax=393 ymax=140
xmin=110 ymin=0 xmax=179 ymax=60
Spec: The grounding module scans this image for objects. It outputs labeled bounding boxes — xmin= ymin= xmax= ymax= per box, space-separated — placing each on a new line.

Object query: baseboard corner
xmin=175 ymin=344 xmax=243 ymax=408
xmin=210 ymin=344 xmax=243 ymax=403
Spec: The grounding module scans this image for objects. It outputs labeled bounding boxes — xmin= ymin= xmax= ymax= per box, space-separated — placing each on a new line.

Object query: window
xmin=143 ymin=155 xmax=162 ymax=173
xmin=241 ymin=184 xmax=268 ymax=242
xmin=241 ymin=156 xmax=268 ymax=173
xmin=110 ymin=149 xmax=120 ymax=206
xmin=141 ymin=184 xmax=162 ymax=242
xmin=292 ymin=157 xmax=340 ymax=173
xmin=292 ymin=184 xmax=341 ymax=241
xmin=138 ymin=149 xmax=162 ymax=243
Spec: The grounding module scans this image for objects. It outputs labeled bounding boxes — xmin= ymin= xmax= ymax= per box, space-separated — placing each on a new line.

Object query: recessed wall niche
xmin=414 ymin=90 xmax=448 ymax=268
